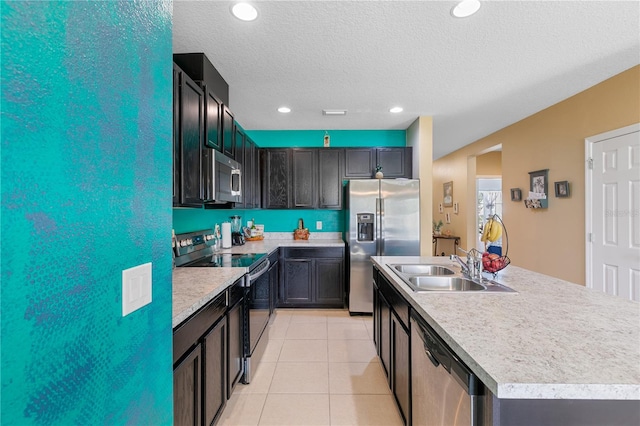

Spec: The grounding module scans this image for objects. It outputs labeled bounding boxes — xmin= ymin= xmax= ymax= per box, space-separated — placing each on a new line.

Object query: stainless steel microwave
xmin=205 ymin=149 xmax=241 ymax=204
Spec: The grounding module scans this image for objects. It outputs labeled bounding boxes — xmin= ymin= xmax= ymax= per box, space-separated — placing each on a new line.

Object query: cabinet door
xmin=377 ymin=148 xmax=412 ymax=178
xmin=282 ymin=258 xmax=313 ymax=304
xmin=227 ymin=300 xmax=244 ymax=397
xmin=173 ymin=65 xmax=181 ymax=206
xmin=315 ymin=258 xmax=344 ymax=306
xmin=203 ymin=86 xmax=222 ymax=151
xmin=234 ymin=128 xmax=249 ymax=208
xmin=221 ymin=105 xmax=234 ymax=158
xmin=292 ymin=149 xmax=317 ymax=208
xmin=345 ymin=148 xmax=375 ymax=177
xmin=173 ymin=344 xmax=201 ymax=426
xmin=179 ymin=74 xmax=204 ymax=206
xmin=318 ymin=149 xmax=344 ymax=209
xmin=391 ymin=313 xmax=410 ymax=425
xmin=203 ymin=318 xmax=227 ymax=426
xmin=379 ymin=291 xmax=391 ymax=381
xmin=249 ymin=139 xmax=260 ymax=208
xmin=262 ymin=149 xmax=291 ymax=209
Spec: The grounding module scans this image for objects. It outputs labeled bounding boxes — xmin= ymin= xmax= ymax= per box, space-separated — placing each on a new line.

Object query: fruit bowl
xmin=480 ymin=214 xmax=509 ymax=275
xmin=482 ymin=252 xmax=510 ymax=274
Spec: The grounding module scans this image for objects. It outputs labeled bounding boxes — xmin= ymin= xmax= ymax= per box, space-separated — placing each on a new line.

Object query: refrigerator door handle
xmin=377 ymin=197 xmax=384 ymax=255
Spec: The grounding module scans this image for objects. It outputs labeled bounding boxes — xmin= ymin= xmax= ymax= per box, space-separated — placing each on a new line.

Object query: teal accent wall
xmin=1 ymin=2 xmax=173 ymax=424
xmin=174 ymin=208 xmax=345 ymax=234
xmin=247 ymin=129 xmax=406 ymax=148
xmin=173 ymin=129 xmax=405 ymax=234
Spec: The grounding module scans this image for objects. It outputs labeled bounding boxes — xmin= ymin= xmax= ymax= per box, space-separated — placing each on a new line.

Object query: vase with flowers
xmin=433 ymin=220 xmax=444 ymax=236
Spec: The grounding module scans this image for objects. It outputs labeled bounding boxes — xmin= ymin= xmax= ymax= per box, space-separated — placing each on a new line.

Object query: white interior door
xmin=586 ymin=124 xmax=640 ymax=301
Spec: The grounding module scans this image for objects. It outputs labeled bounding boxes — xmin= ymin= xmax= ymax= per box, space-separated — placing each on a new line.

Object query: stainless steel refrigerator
xmin=346 ymin=179 xmax=420 ymax=314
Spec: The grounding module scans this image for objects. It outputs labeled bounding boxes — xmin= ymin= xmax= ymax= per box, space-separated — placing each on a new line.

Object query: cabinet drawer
xmin=379 ymin=274 xmax=409 ymax=329
xmin=174 ymin=292 xmax=227 ymax=364
xmin=283 ymin=247 xmax=344 ymax=259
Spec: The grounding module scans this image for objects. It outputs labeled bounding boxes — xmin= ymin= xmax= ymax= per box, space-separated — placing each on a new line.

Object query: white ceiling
xmin=173 ymin=0 xmax=640 ymax=159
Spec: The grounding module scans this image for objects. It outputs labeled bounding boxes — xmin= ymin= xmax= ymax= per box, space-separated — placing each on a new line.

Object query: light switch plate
xmin=316 ymin=221 xmax=322 ymax=230
xmin=122 ymin=262 xmax=152 ymax=316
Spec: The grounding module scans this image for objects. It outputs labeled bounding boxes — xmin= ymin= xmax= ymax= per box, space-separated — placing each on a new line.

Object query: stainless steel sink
xmin=407 ymin=276 xmax=485 ymax=291
xmin=391 ymin=264 xmax=456 ymax=276
xmin=386 ymin=263 xmax=517 ymax=293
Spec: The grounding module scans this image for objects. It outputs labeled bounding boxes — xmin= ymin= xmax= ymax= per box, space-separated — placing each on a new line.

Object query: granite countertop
xmin=371 ymin=255 xmax=640 ymax=401
xmin=172 ymin=236 xmax=345 ymax=328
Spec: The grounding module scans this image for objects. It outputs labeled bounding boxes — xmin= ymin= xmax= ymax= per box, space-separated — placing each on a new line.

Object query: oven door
xmin=245 ymin=260 xmax=271 ymax=357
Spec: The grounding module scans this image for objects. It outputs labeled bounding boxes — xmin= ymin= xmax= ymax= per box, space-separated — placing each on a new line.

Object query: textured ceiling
xmin=173 ymin=0 xmax=640 ymax=159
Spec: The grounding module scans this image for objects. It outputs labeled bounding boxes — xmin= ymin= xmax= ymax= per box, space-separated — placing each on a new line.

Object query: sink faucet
xmin=450 ymin=248 xmax=483 ymax=281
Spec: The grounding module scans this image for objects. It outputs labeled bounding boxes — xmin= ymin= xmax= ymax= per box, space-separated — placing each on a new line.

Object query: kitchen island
xmin=372 ymin=255 xmax=639 ymax=425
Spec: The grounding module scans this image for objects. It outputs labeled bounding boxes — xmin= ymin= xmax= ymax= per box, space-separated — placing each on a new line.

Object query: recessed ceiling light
xmin=322 ymin=109 xmax=347 ymax=116
xmin=389 ymin=107 xmax=403 ymax=113
xmin=451 ymin=0 xmax=481 ymax=18
xmin=277 ymin=106 xmax=291 ymax=113
xmin=231 ymin=3 xmax=258 ymax=21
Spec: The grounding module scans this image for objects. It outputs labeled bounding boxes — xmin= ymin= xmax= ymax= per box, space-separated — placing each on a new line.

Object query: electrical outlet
xmin=316 ymin=221 xmax=322 ymax=230
xmin=122 ymin=263 xmax=152 ymax=316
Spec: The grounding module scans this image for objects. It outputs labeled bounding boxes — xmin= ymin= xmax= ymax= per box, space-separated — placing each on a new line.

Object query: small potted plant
xmin=433 ymin=220 xmax=444 ymax=236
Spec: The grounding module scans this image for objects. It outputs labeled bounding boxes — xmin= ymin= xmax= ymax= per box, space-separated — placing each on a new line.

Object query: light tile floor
xmin=219 ymin=309 xmax=404 ymax=426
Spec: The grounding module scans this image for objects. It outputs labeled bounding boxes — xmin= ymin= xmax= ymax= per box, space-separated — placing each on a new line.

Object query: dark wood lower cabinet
xmin=279 ymin=247 xmax=345 ymax=308
xmin=392 ymin=312 xmax=410 ymax=425
xmin=203 ymin=318 xmax=227 ymax=426
xmin=227 ymin=283 xmax=244 ymax=398
xmin=373 ymin=266 xmax=410 ymax=425
xmin=173 ymin=344 xmax=202 ymax=426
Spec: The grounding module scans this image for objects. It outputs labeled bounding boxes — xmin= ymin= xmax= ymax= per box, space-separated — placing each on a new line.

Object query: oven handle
xmin=245 ymin=260 xmax=270 ymax=287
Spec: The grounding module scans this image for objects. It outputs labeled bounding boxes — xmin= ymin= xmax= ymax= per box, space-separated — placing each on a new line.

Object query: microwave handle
xmin=231 ymin=168 xmax=241 ymax=197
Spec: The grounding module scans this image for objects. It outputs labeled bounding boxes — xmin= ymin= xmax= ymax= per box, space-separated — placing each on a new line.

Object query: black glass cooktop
xmin=184 ymin=252 xmax=266 ymax=268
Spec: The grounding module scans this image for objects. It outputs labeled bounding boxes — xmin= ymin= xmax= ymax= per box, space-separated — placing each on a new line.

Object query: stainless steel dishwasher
xmin=411 ymin=312 xmax=482 ymax=426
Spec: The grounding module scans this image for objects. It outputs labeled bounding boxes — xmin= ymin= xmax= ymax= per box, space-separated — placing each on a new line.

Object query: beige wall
xmin=408 ymin=116 xmax=434 ymax=255
xmin=476 ymin=151 xmax=502 ymax=176
xmin=433 ymin=65 xmax=640 ymax=285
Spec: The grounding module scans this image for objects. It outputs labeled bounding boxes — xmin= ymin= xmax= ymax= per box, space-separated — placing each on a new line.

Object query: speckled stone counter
xmin=172 ymin=238 xmax=345 ymax=328
xmin=372 ymin=256 xmax=640 ymax=401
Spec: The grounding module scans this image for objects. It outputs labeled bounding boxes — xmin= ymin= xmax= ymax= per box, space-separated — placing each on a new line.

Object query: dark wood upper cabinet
xmin=377 ymin=148 xmax=412 ymax=178
xmin=292 ymin=149 xmax=317 ymax=208
xmin=203 ymin=86 xmax=222 ymax=151
xmin=345 ymin=148 xmax=375 ymax=177
xmin=177 ymin=69 xmax=204 ymax=207
xmin=222 ymin=106 xmax=234 ymax=158
xmin=173 ymin=64 xmax=181 ymax=206
xmin=318 ymin=149 xmax=344 ymax=209
xmin=261 ymin=149 xmax=291 ymax=209
xmin=345 ymin=147 xmax=412 ymax=178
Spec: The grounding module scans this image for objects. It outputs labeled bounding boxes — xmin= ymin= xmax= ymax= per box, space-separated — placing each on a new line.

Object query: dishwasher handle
xmin=424 ymin=344 xmax=440 ymax=368
xmin=245 ymin=260 xmax=270 ymax=287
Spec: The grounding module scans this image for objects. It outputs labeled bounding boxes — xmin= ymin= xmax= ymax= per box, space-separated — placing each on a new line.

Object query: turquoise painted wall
xmin=173 ymin=129 xmax=406 ymax=234
xmin=246 ymin=129 xmax=406 ymax=148
xmin=1 ymin=2 xmax=173 ymax=424
xmin=173 ymin=208 xmax=345 ymax=234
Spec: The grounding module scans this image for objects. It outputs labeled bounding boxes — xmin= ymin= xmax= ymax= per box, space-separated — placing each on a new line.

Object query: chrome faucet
xmin=450 ymin=248 xmax=483 ymax=281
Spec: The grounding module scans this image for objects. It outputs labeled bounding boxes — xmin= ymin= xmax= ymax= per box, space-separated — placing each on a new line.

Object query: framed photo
xmin=438 ymin=203 xmax=443 ymax=213
xmin=529 ymin=169 xmax=548 ymax=196
xmin=443 ymin=181 xmax=453 ymax=207
xmin=510 ymin=188 xmax=522 ymax=201
xmin=453 ymin=202 xmax=459 ymax=214
xmin=445 ymin=212 xmax=451 ymax=224
xmin=554 ymin=181 xmax=570 ymax=198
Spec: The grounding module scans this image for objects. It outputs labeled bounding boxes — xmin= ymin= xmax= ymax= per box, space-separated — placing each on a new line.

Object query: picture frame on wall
xmin=438 ymin=203 xmax=443 ymax=213
xmin=453 ymin=202 xmax=459 ymax=214
xmin=529 ymin=169 xmax=549 ymax=197
xmin=510 ymin=188 xmax=522 ymax=201
xmin=443 ymin=181 xmax=453 ymax=207
xmin=554 ymin=181 xmax=570 ymax=198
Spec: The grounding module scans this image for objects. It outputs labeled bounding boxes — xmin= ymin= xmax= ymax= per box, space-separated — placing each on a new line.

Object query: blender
xmin=230 ymin=215 xmax=245 ymax=245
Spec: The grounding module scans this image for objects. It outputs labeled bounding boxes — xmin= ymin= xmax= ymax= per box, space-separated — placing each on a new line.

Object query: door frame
xmin=584 ymin=123 xmax=640 ymax=289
